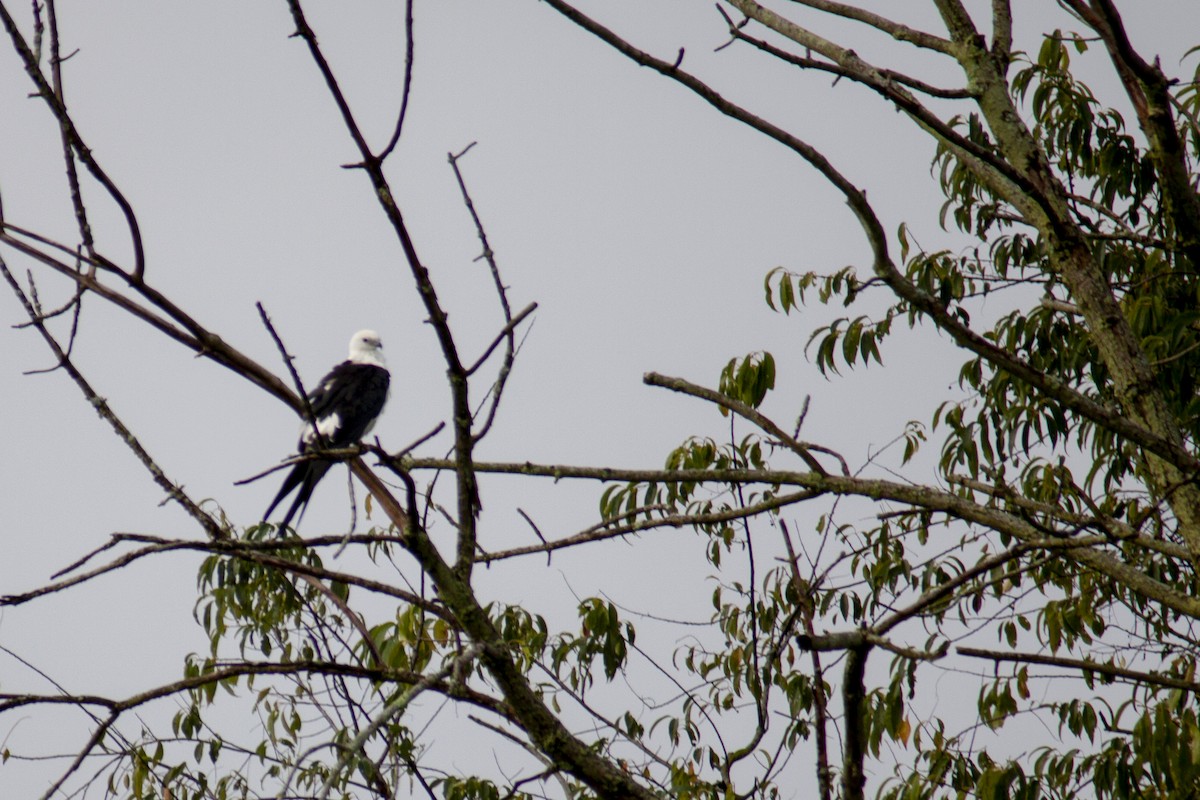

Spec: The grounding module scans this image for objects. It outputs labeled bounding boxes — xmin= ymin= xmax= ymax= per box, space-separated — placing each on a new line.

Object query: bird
xmin=263 ymin=329 xmax=390 ymax=531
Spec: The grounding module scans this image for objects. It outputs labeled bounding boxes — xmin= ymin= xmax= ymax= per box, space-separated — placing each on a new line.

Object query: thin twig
xmin=46 ymin=0 xmax=95 ymax=273
xmin=447 ymin=143 xmax=523 ymax=444
xmin=256 ymin=302 xmax=321 ymax=442
xmin=644 ymin=371 xmax=830 ymax=474
xmin=378 ymin=0 xmax=417 ymax=160
xmin=392 ymin=421 xmax=446 ymax=458
xmin=4 ymin=534 xmax=449 ymax=618
xmin=235 ymin=445 xmax=366 ymax=486
xmin=480 ymin=490 xmax=816 ymax=563
xmin=465 ymin=301 xmax=538 ymax=376
xmin=516 ymin=508 xmax=551 ymax=566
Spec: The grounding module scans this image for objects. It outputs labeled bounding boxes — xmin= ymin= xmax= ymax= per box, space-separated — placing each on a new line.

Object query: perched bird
xmin=263 ymin=329 xmax=390 ymax=531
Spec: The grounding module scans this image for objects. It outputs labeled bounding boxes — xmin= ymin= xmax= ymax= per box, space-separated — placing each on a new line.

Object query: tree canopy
xmin=4 ymin=2 xmax=1200 ymax=799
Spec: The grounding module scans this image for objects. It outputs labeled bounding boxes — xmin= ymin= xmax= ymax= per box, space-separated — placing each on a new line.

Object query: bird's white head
xmin=348 ymin=329 xmax=386 ymax=368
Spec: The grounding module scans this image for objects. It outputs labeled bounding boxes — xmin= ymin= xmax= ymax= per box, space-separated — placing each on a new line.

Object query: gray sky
xmin=2 ymin=1 xmax=1197 ymax=796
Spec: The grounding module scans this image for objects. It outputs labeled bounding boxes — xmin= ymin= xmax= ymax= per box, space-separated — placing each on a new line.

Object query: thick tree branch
xmin=930 ymin=0 xmax=1200 ymax=566
xmin=990 ymin=0 xmax=1012 ymax=63
xmin=348 ymin=449 xmax=660 ymax=798
xmin=1062 ymin=0 xmax=1200 ymax=271
xmin=840 ymin=642 xmax=869 ymax=800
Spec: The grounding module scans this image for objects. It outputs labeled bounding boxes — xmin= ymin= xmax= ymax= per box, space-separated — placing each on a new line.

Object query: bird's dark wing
xmin=303 ymin=362 xmax=390 ymax=448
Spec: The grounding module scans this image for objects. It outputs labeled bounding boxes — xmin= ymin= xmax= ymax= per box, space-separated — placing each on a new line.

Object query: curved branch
xmin=0 ymin=1 xmax=145 ymax=279
xmin=781 ymin=0 xmax=954 ymax=53
xmin=377 ymin=0 xmax=416 ymax=161
xmin=1 ymin=659 xmax=511 ymax=735
xmin=726 ymin=0 xmax=1049 ymax=219
xmin=645 ymin=370 xmax=829 ymax=474
xmin=723 ymin=21 xmax=971 ymax=99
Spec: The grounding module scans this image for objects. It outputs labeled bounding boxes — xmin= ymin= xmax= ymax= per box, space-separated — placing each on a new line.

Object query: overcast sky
xmin=2 ymin=1 xmax=1197 ymax=796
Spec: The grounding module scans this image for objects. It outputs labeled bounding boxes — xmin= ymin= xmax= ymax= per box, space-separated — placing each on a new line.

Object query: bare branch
xmin=781 ymin=0 xmax=954 ymax=53
xmin=479 ymin=489 xmax=817 ymax=563
xmin=378 ymin=0 xmax=416 ymax=161
xmin=45 ymin=0 xmax=95 ymax=271
xmin=447 ymin=143 xmax=527 ymax=445
xmin=465 ymin=301 xmax=538 ymax=378
xmin=726 ymin=0 xmax=1044 ymax=213
xmin=724 ymin=22 xmax=971 ymax=99
xmin=0 ymin=658 xmax=507 ymax=718
xmin=957 ymin=646 xmax=1200 ymax=692
xmin=0 ymin=0 xmax=145 ymax=278
xmin=2 ymin=532 xmax=449 ymax=620
xmin=1 ymin=228 xmax=300 ymax=409
xmin=256 ymin=301 xmax=326 ymax=446
xmin=390 ymin=422 xmax=446 ymax=458
xmin=2 ymin=255 xmax=225 ymax=539
xmin=515 ymin=507 xmax=551 ymax=566
xmin=644 ymin=371 xmax=830 ymax=474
